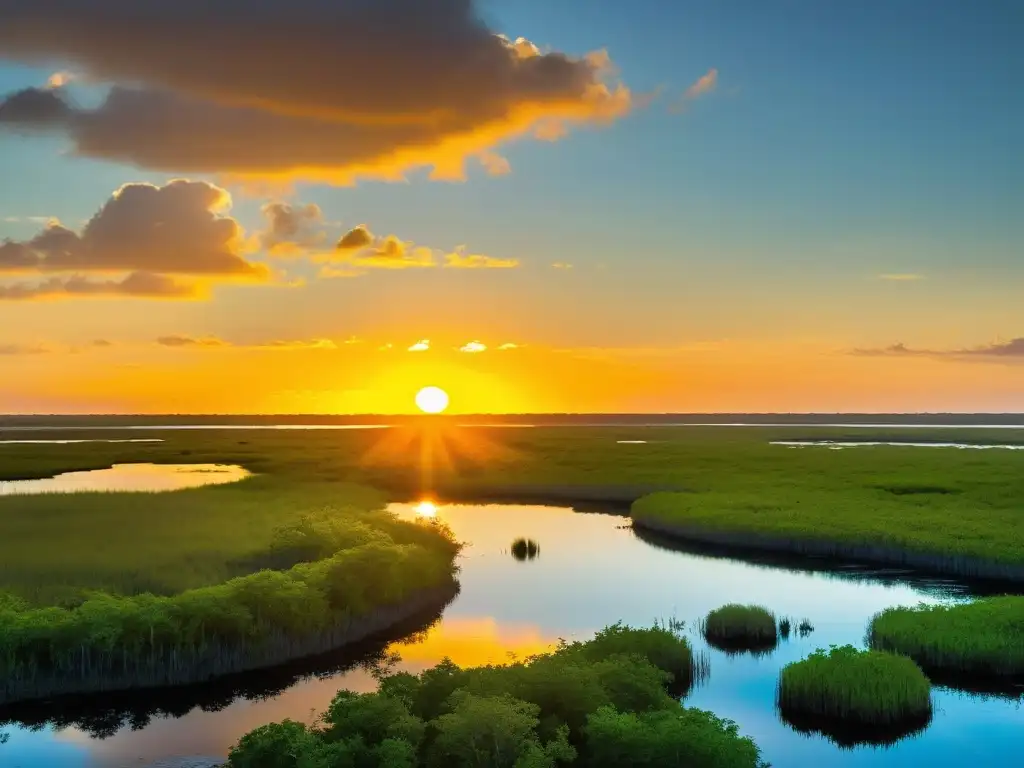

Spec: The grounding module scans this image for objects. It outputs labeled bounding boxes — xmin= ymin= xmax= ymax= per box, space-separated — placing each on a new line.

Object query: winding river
xmin=2 ymin=499 xmax=1022 ymax=767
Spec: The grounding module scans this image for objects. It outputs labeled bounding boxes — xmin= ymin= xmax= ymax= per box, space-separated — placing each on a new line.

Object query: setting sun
xmin=415 ymin=386 xmax=450 ymax=414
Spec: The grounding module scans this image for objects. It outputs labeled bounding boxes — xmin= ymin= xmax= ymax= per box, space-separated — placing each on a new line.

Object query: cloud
xmin=0 ymin=0 xmax=632 ymax=184
xmin=671 ymin=68 xmax=719 ymax=112
xmin=260 ymin=338 xmax=338 ymax=351
xmin=156 ymin=335 xmax=225 ymax=348
xmin=444 ymin=247 xmax=519 ymax=269
xmin=852 ymin=338 xmax=1024 ymax=361
xmin=878 ymin=273 xmax=926 ymax=281
xmin=91 ymin=339 xmax=113 ymax=347
xmin=478 ymin=151 xmax=512 ymax=176
xmin=0 ymin=180 xmax=267 ymax=277
xmin=258 ymin=202 xmax=327 ymax=256
xmin=497 ymin=342 xmax=522 ymax=350
xmin=551 ymin=262 xmax=573 ymax=270
xmin=0 ymin=343 xmax=50 ymax=355
xmin=459 ymin=341 xmax=487 ymax=353
xmin=337 ymin=226 xmax=375 ymax=251
xmin=408 ymin=339 xmax=430 ymax=352
xmin=0 ymin=272 xmax=199 ymax=301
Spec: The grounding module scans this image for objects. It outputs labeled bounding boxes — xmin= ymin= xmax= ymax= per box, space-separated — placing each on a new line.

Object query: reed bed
xmin=701 ymin=604 xmax=778 ymax=654
xmin=778 ymin=645 xmax=932 ymax=734
xmin=868 ymin=597 xmax=1024 ymax=678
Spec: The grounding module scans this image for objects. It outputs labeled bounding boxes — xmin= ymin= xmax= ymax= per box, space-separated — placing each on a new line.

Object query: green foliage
xmin=227 ymin=624 xmax=765 ymax=768
xmin=868 ymin=597 xmax=1024 ymax=676
xmin=777 ymin=645 xmax=932 ymax=726
xmin=702 ymin=605 xmax=778 ymax=653
xmin=583 ymin=706 xmax=766 ymax=768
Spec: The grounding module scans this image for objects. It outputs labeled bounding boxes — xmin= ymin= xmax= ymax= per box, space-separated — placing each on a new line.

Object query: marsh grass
xmin=868 ymin=597 xmax=1024 ymax=680
xmin=701 ymin=604 xmax=778 ymax=655
xmin=778 ymin=645 xmax=932 ymax=746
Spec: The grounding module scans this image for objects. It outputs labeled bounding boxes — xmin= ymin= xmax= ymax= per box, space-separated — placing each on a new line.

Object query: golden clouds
xmin=0 ymin=0 xmax=632 ymax=183
xmin=0 ymin=179 xmax=268 ymax=301
xmin=324 ymin=226 xmax=518 ymax=274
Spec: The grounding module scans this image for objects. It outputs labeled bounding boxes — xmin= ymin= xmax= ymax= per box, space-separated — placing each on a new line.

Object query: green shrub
xmin=778 ymin=645 xmax=931 ymax=738
xmin=702 ymin=604 xmax=777 ymax=654
xmin=869 ymin=597 xmax=1024 ymax=678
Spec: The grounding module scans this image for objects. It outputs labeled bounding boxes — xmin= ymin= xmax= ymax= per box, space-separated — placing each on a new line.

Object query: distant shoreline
xmin=4 ymin=412 xmax=1024 ymax=428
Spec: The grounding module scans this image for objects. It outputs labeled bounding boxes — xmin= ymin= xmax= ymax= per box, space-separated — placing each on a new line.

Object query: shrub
xmin=702 ymin=605 xmax=777 ymax=654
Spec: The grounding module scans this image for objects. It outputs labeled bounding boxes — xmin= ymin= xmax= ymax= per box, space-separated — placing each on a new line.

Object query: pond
xmin=0 ymin=463 xmax=251 ymax=496
xmin=1 ymin=501 xmax=1021 ymax=767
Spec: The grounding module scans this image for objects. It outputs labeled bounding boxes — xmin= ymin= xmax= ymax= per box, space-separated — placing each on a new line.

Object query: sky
xmin=0 ymin=0 xmax=1021 ymax=414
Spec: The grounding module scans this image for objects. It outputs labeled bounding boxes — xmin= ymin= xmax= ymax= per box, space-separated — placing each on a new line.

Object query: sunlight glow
xmin=415 ymin=500 xmax=438 ymax=518
xmin=415 ymin=386 xmax=450 ymax=414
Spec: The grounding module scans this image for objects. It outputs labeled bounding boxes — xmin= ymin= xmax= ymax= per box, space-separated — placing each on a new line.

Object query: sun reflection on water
xmin=415 ymin=500 xmax=438 ymax=518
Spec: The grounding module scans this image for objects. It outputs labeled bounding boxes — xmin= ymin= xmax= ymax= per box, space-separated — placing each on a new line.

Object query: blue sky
xmin=0 ymin=0 xmax=1022 ymax=412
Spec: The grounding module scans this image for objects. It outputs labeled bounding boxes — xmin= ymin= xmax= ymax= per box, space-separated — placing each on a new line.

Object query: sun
xmin=415 ymin=386 xmax=450 ymax=414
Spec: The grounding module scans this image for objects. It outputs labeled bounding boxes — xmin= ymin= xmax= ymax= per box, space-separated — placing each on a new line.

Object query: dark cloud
xmin=0 ymin=86 xmax=71 ymax=130
xmin=852 ymin=339 xmax=1024 ymax=361
xmin=0 ymin=0 xmax=630 ymax=182
xmin=0 ymin=180 xmax=264 ymax=277
xmin=337 ymin=226 xmax=374 ymax=251
xmin=259 ymin=202 xmax=327 ymax=255
xmin=0 ymin=272 xmax=198 ymax=301
xmin=156 ymin=335 xmax=225 ymax=348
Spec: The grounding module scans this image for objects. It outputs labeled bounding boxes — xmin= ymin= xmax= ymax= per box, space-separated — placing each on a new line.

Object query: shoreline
xmin=0 ymin=581 xmax=459 ymax=707
xmin=631 ymin=517 xmax=1024 ymax=584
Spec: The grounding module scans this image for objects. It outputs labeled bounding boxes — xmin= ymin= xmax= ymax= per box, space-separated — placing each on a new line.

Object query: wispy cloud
xmin=156 ymin=335 xmax=225 ymax=348
xmin=458 ymin=341 xmax=487 ymax=353
xmin=0 ymin=343 xmax=50 ymax=355
xmin=551 ymin=262 xmax=573 ymax=270
xmin=497 ymin=342 xmax=522 ymax=351
xmin=444 ymin=247 xmax=519 ymax=269
xmin=878 ymin=273 xmax=926 ymax=282
xmin=408 ymin=339 xmax=430 ymax=352
xmin=852 ymin=338 xmax=1024 ymax=362
xmin=671 ymin=68 xmax=719 ymax=112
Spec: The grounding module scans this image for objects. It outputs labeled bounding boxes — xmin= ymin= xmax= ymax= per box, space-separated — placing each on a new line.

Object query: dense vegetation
xmin=701 ymin=604 xmax=777 ymax=654
xmin=777 ymin=645 xmax=932 ymax=744
xmin=227 ymin=624 xmax=765 ymax=768
xmin=0 ymin=473 xmax=461 ymax=703
xmin=869 ymin=597 xmax=1024 ymax=678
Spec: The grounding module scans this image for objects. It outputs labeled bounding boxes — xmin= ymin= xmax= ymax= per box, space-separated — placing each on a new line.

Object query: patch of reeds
xmin=777 ymin=644 xmax=932 ymax=745
xmin=868 ymin=597 xmax=1024 ymax=680
xmin=510 ymin=537 xmax=540 ymax=561
xmin=701 ymin=604 xmax=778 ymax=654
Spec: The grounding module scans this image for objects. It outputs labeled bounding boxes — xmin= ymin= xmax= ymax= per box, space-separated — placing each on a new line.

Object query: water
xmin=775 ymin=440 xmax=1024 ymax=450
xmin=1 ymin=502 xmax=1021 ymax=767
xmin=0 ymin=464 xmax=250 ymax=496
xmin=0 ymin=439 xmax=164 ymax=445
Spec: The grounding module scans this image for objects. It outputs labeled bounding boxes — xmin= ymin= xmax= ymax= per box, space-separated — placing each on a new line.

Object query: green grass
xmin=701 ymin=604 xmax=778 ymax=654
xmin=227 ymin=623 xmax=766 ymax=768
xmin=0 ymin=476 xmax=405 ymax=604
xmin=778 ymin=645 xmax=931 ymax=730
xmin=869 ymin=597 xmax=1024 ymax=678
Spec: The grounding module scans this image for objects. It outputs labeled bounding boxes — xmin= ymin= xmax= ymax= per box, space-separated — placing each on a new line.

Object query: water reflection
xmin=2 ymin=501 xmax=1022 ymax=768
xmin=0 ymin=463 xmax=250 ymax=496
xmin=774 ymin=440 xmax=1024 ymax=451
xmin=0 ymin=439 xmax=164 ymax=445
xmin=510 ymin=538 xmax=540 ymax=561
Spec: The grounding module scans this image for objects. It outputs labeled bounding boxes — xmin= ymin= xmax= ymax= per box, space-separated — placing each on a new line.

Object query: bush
xmin=868 ymin=597 xmax=1024 ymax=678
xmin=777 ymin=645 xmax=931 ymax=745
xmin=702 ymin=605 xmax=777 ymax=654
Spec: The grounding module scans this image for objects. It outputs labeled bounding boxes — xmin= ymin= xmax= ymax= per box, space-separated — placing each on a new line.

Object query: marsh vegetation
xmin=777 ymin=645 xmax=932 ymax=746
xmin=510 ymin=538 xmax=540 ymax=561
xmin=701 ymin=604 xmax=778 ymax=655
xmin=226 ymin=624 xmax=765 ymax=768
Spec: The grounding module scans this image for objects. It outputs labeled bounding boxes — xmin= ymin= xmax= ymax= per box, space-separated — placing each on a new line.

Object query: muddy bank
xmin=632 ymin=518 xmax=1024 ymax=583
xmin=0 ymin=581 xmax=458 ymax=706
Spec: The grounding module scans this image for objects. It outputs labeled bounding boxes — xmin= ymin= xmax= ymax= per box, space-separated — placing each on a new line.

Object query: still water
xmin=1 ymin=502 xmax=1021 ymax=767
xmin=0 ymin=464 xmax=250 ymax=496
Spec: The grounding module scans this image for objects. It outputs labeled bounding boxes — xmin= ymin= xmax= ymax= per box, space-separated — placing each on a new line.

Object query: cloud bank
xmin=0 ymin=0 xmax=631 ymax=183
